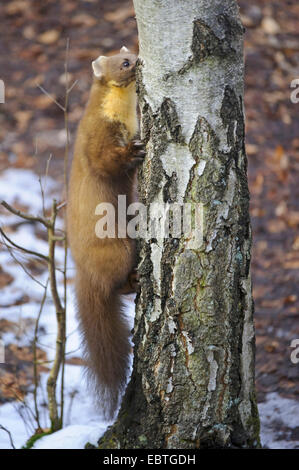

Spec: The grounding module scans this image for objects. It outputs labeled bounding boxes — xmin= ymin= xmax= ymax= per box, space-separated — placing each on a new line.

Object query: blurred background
xmin=0 ymin=0 xmax=298 ymax=448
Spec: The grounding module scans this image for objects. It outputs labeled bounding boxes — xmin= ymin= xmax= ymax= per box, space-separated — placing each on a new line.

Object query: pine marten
xmin=67 ymin=47 xmax=144 ymax=418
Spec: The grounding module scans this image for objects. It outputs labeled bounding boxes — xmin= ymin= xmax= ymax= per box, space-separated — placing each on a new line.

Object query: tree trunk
xmin=98 ymin=0 xmax=260 ymax=449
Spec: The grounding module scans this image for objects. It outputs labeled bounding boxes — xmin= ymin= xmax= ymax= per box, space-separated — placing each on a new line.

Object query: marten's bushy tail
xmin=75 ymin=272 xmax=131 ymax=419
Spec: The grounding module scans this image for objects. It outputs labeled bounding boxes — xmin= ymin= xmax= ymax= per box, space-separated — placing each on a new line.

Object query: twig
xmin=67 ymin=79 xmax=78 ymax=94
xmin=37 ymin=85 xmax=65 ymax=112
xmin=0 ymin=424 xmax=16 ymax=449
xmin=46 ymin=199 xmax=66 ymax=431
xmin=60 ymin=37 xmax=73 ymax=427
xmin=13 ymin=400 xmax=35 ymax=436
xmin=0 ymin=228 xmax=49 ymax=262
xmin=65 ymin=390 xmax=78 ymax=426
xmin=33 ymin=279 xmax=49 ymax=430
xmin=3 ymin=241 xmax=47 ymax=288
xmin=57 ymin=201 xmax=67 ymax=212
xmin=1 ymin=201 xmax=51 ymax=228
xmin=39 ymin=154 xmax=53 ymax=217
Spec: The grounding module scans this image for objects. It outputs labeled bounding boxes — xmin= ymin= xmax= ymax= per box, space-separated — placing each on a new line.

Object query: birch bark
xmin=98 ymin=0 xmax=260 ymax=449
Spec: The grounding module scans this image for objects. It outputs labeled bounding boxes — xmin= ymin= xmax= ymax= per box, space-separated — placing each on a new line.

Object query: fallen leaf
xmin=0 ymin=267 xmax=14 ymax=288
xmin=286 ymin=211 xmax=299 ymax=229
xmin=252 ymin=173 xmax=264 ymax=195
xmin=22 ymin=25 xmax=35 ymax=40
xmin=261 ymin=17 xmax=280 ymax=35
xmin=37 ymin=29 xmax=60 ymax=45
xmin=20 ymin=44 xmax=43 ymax=60
xmin=104 ymin=6 xmax=135 ymax=23
xmin=65 ymin=357 xmax=85 ymax=366
xmin=15 ymin=110 xmax=33 ymax=132
xmin=292 ymin=236 xmax=299 ymax=251
xmin=283 ymin=295 xmax=297 ymax=305
xmin=32 ymin=94 xmax=56 ymax=110
xmin=251 ymin=207 xmax=266 ymax=217
xmin=260 ymin=299 xmax=283 ymax=309
xmin=0 ymin=371 xmax=27 ymax=400
xmin=246 ymin=143 xmax=259 ymax=155
xmin=264 ymin=341 xmax=280 ymax=353
xmin=5 ymin=1 xmax=28 ymax=15
xmin=268 ymin=219 xmax=286 ymax=233
xmin=71 ymin=13 xmax=97 ymax=27
xmin=284 ymin=259 xmax=299 ymax=270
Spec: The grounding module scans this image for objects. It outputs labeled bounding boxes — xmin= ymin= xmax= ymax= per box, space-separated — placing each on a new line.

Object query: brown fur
xmin=67 ymin=50 xmax=140 ymax=418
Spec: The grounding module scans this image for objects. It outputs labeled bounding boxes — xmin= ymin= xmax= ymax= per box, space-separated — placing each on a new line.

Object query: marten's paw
xmin=128 ymin=268 xmax=140 ymax=292
xmin=118 ymin=268 xmax=140 ymax=295
xmin=126 ymin=140 xmax=146 ymax=169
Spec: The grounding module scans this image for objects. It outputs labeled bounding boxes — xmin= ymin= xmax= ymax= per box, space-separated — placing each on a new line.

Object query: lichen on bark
xmin=98 ymin=0 xmax=260 ymax=449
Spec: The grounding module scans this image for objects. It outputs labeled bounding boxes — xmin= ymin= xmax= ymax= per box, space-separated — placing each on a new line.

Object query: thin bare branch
xmin=4 ymin=242 xmax=46 ymax=289
xmin=40 ymin=153 xmax=53 ymax=218
xmin=0 ymin=424 xmax=16 ymax=449
xmin=0 ymin=228 xmax=49 ymax=262
xmin=1 ymin=201 xmax=51 ymax=228
xmin=67 ymin=79 xmax=78 ymax=94
xmin=37 ymin=84 xmax=65 ymax=112
xmin=33 ymin=279 xmax=49 ymax=430
xmin=57 ymin=201 xmax=67 ymax=211
xmin=47 ymin=199 xmax=66 ymax=431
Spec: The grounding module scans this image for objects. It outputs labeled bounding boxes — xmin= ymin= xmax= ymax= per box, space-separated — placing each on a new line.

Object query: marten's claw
xmin=132 ymin=140 xmax=146 ymax=156
xmin=132 ymin=139 xmax=144 ymax=148
xmin=136 ymin=150 xmax=146 ymax=159
xmin=124 ymin=140 xmax=146 ymax=169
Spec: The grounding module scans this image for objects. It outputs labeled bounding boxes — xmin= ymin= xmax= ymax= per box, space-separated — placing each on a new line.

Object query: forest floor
xmin=0 ymin=0 xmax=298 ymax=448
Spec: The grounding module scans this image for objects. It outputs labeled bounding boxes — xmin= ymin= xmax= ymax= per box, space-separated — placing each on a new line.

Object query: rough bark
xmin=98 ymin=0 xmax=260 ymax=449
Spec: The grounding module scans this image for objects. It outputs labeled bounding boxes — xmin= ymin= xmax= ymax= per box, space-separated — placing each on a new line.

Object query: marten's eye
xmin=122 ymin=60 xmax=130 ymax=68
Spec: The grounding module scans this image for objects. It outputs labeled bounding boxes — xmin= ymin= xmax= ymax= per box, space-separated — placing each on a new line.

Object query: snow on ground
xmin=0 ymin=169 xmax=112 ymax=448
xmin=29 ymin=392 xmax=299 ymax=450
xmin=0 ymin=169 xmax=298 ymax=449
xmin=0 ymin=366 xmax=108 ymax=449
xmin=0 ymin=168 xmax=59 ymax=213
xmin=0 ymin=168 xmax=136 ymax=449
xmin=259 ymin=393 xmax=299 ymax=449
xmin=33 ymin=424 xmax=108 ymax=449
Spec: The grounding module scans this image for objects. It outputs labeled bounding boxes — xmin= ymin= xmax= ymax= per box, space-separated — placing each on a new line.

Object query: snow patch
xmin=259 ymin=392 xmax=299 ymax=449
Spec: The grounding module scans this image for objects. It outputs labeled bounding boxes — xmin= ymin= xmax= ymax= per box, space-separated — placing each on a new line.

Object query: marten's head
xmin=92 ymin=46 xmax=137 ymax=87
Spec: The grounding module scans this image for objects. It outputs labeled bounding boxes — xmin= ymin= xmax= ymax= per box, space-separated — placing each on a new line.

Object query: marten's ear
xmin=92 ymin=56 xmax=108 ymax=79
xmin=120 ymin=46 xmax=129 ymax=53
